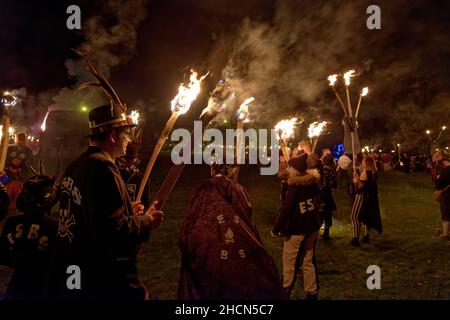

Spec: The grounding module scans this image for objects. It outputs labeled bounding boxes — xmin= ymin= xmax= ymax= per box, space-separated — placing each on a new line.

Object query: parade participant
xmin=431 ymin=151 xmax=444 ymax=183
xmin=0 ymin=175 xmax=57 ymax=300
xmin=116 ymin=141 xmax=150 ymax=209
xmin=321 ymin=148 xmax=332 ymax=158
xmin=272 ymin=153 xmax=321 ymax=300
xmin=435 ymin=154 xmax=450 ymax=240
xmin=337 ymin=153 xmax=354 ymax=200
xmin=321 ymin=154 xmax=338 ymax=240
xmin=179 ymin=160 xmax=283 ymax=300
xmin=49 ymin=103 xmax=164 ymax=300
xmin=48 ymin=57 xmax=163 ymax=300
xmin=350 ymin=155 xmax=382 ymax=246
xmin=0 ymin=180 xmax=9 ymax=222
xmin=277 ymin=151 xmax=290 ymax=202
xmin=4 ymin=133 xmax=34 ymax=214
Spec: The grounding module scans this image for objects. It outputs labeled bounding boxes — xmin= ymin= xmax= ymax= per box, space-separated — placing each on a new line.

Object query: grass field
xmin=1 ymin=163 xmax=449 ymax=300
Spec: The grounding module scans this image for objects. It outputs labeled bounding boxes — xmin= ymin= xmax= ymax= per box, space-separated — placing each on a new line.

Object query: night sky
xmin=1 ymin=0 xmax=450 ymax=151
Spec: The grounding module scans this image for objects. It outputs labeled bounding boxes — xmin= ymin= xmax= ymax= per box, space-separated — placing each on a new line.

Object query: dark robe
xmin=178 ymin=174 xmax=283 ymax=300
xmin=48 ymin=146 xmax=152 ymax=300
xmin=360 ymin=171 xmax=383 ymax=234
xmin=0 ymin=212 xmax=57 ymax=300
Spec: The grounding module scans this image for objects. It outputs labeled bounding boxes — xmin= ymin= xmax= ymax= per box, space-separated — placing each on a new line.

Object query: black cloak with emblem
xmin=178 ymin=174 xmax=284 ymax=300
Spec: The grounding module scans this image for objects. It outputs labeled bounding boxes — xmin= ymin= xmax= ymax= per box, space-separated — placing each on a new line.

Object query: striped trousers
xmin=351 ymin=193 xmax=369 ymax=239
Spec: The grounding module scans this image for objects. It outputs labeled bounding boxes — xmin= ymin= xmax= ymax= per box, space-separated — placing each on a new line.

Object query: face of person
xmin=298 ymin=144 xmax=311 ymax=154
xmin=113 ymin=127 xmax=131 ymax=158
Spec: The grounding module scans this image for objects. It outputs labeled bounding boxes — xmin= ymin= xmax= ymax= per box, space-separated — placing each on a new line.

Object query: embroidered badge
xmin=225 ymin=227 xmax=235 ymax=244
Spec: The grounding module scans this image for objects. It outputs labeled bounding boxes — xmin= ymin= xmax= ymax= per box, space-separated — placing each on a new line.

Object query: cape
xmin=178 ymin=175 xmax=284 ymax=300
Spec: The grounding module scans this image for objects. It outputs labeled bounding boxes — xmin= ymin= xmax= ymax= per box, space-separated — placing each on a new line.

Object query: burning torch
xmin=275 ymin=117 xmax=298 ymax=164
xmin=308 ymin=121 xmax=328 ymax=153
xmin=136 ymin=70 xmax=208 ymax=203
xmin=234 ymin=97 xmax=254 ymax=182
xmin=327 ymin=70 xmax=369 ymax=173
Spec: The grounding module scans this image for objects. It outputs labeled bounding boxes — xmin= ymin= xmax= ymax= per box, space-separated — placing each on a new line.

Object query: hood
xmin=287 ymin=167 xmax=320 ymax=186
xmin=211 ymin=174 xmax=234 ymax=200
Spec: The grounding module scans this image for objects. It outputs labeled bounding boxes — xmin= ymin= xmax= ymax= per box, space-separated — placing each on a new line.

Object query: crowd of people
xmin=0 ymin=102 xmax=448 ymax=300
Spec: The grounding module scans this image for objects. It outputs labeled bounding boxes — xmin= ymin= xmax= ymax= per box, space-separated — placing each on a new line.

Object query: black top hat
xmin=88 ymin=103 xmax=136 ymax=135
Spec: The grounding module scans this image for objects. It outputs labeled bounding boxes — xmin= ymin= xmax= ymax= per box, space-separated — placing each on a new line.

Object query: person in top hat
xmin=48 ymin=57 xmax=164 ymax=300
xmin=116 ymin=129 xmax=151 ymax=209
xmin=0 ymin=174 xmax=58 ymax=300
xmin=272 ymin=153 xmax=322 ymax=300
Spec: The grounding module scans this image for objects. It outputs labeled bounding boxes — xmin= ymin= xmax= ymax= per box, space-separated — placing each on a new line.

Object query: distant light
xmin=426 ymin=130 xmax=431 ymax=134
xmin=378 ymin=149 xmax=382 ymax=153
xmin=446 ymin=147 xmax=449 ymax=150
xmin=81 ymin=106 xmax=88 ymax=112
xmin=443 ymin=126 xmax=447 ymax=130
xmin=391 ymin=150 xmax=395 ymax=153
xmin=4 ymin=91 xmax=10 ymax=96
xmin=397 ymin=143 xmax=400 ymax=147
xmin=224 ymin=120 xmax=227 ymax=123
xmin=436 ymin=148 xmax=439 ymax=151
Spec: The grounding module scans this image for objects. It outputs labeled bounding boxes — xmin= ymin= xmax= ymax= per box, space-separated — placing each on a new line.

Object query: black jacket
xmin=0 ymin=212 xmax=57 ymax=300
xmin=48 ymin=146 xmax=153 ymax=300
xmin=272 ymin=168 xmax=321 ymax=236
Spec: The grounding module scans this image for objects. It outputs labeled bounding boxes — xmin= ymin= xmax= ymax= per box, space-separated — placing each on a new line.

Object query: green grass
xmin=1 ymin=165 xmax=449 ymax=300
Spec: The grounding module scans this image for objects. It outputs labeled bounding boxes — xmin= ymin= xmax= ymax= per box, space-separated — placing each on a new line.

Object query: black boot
xmin=350 ymin=237 xmax=360 ymax=247
xmin=305 ymin=292 xmax=318 ymax=300
xmin=322 ymin=228 xmax=330 ymax=240
xmin=361 ymin=235 xmax=370 ymax=244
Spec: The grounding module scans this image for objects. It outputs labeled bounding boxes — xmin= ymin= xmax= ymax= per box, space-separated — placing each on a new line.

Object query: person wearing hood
xmin=178 ymin=160 xmax=283 ymax=300
xmin=272 ymin=153 xmax=322 ymax=300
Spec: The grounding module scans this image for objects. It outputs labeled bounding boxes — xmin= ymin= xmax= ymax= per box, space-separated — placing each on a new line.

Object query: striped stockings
xmin=351 ymin=193 xmax=369 ymax=239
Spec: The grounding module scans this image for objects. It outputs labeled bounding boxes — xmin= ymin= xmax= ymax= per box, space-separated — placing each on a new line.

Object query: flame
xmin=426 ymin=130 xmax=431 ymax=134
xmin=327 ymin=74 xmax=338 ymax=86
xmin=361 ymin=87 xmax=369 ymax=96
xmin=343 ymin=70 xmax=356 ymax=86
xmin=130 ymin=110 xmax=140 ymax=125
xmin=0 ymin=125 xmax=16 ymax=141
xmin=41 ymin=111 xmax=50 ymax=131
xmin=171 ymin=70 xmax=208 ymax=115
xmin=307 ymin=121 xmax=328 ymax=138
xmin=236 ymin=97 xmax=254 ymax=122
xmin=275 ymin=118 xmax=298 ymax=140
xmin=443 ymin=126 xmax=447 ymax=130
